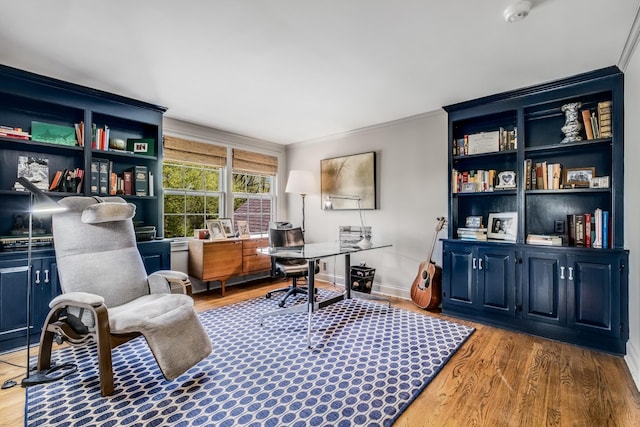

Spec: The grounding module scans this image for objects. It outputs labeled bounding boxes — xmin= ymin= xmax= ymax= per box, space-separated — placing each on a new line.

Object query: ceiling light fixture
xmin=504 ymin=1 xmax=531 ymax=23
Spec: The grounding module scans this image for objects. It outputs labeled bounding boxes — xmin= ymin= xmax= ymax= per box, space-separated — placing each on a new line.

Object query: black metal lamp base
xmin=21 ymin=363 xmax=78 ymax=387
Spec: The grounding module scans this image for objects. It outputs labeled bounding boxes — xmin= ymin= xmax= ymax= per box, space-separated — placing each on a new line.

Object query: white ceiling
xmin=0 ymin=1 xmax=638 ymax=144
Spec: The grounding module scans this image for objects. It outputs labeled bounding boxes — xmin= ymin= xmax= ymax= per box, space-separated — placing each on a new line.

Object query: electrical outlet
xmin=322 ymin=261 xmax=328 ymax=271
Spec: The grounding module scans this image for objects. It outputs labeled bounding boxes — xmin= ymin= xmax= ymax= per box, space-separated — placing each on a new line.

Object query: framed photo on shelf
xmin=465 ymin=215 xmax=483 ymax=228
xmin=237 ymin=220 xmax=250 ymax=238
xmin=219 ymin=218 xmax=235 ymax=238
xmin=563 ymin=167 xmax=595 ymax=188
xmin=487 ymin=212 xmax=517 ymax=241
xmin=206 ymin=219 xmax=226 ymax=240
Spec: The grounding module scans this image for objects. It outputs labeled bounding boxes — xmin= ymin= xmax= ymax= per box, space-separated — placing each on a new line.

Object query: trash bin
xmin=350 ymin=265 xmax=375 ymax=293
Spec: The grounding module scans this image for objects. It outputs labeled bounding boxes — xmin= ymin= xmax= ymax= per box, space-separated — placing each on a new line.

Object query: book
xmin=602 ymin=211 xmax=609 ymax=249
xmin=597 ymin=101 xmax=612 ymax=137
xmin=90 ymin=160 xmax=99 ymax=193
xmin=593 ymin=208 xmax=603 ymax=248
xmin=575 ymin=214 xmax=585 ymax=247
xmin=524 ymin=159 xmax=532 ymax=190
xmin=584 ymin=213 xmax=591 ymax=248
xmin=567 ymin=214 xmax=576 ymax=246
xmin=98 ymin=158 xmax=109 ymax=195
xmin=49 ymin=170 xmax=63 ymax=191
xmin=536 ymin=163 xmax=544 ymax=189
xmin=133 ymin=165 xmax=148 ymax=196
xmin=582 ymin=109 xmax=594 ymax=140
xmin=123 ymin=170 xmax=133 ymax=195
xmin=526 ymin=234 xmax=562 ymax=246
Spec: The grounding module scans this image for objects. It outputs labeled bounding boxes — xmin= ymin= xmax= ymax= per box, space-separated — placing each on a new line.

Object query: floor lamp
xmin=14 ymin=177 xmax=77 ymax=388
xmin=323 ymin=194 xmax=372 ymax=249
xmin=285 ymin=170 xmax=315 ymax=233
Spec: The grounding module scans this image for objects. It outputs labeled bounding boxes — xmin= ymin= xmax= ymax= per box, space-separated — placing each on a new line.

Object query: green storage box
xmin=31 ymin=121 xmax=78 ymax=146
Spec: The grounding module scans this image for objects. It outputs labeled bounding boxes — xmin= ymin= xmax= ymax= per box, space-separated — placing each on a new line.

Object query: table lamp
xmin=323 ymin=194 xmax=372 ymax=249
xmin=285 ymin=170 xmax=315 ymax=232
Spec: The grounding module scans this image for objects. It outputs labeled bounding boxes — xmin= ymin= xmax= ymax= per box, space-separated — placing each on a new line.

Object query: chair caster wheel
xmin=266 ymin=293 xmax=272 ymax=299
xmin=278 ymin=301 xmax=285 ymax=307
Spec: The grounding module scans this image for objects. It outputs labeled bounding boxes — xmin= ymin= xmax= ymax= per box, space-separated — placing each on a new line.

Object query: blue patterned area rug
xmin=26 ymin=290 xmax=474 ymax=427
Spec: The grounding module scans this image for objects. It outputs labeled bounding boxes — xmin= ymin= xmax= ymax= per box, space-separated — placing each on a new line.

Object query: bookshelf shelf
xmin=441 ymin=66 xmax=628 ymax=355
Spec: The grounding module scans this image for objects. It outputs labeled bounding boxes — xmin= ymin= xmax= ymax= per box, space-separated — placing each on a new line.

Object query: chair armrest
xmin=49 ymin=291 xmax=105 ymax=309
xmin=148 ymin=270 xmax=191 ymax=295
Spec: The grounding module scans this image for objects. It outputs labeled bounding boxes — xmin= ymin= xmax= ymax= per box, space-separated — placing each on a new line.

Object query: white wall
xmin=624 ymin=41 xmax=640 ymax=390
xmin=285 ymin=112 xmax=448 ymax=298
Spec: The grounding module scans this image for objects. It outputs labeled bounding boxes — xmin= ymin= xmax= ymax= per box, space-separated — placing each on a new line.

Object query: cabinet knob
xmin=478 ymin=259 xmax=483 ymax=270
xmin=34 ymin=269 xmax=40 ymax=285
xmin=568 ymin=267 xmax=574 ymax=281
xmin=560 ymin=266 xmax=566 ymax=280
xmin=44 ymin=269 xmax=50 ymax=284
xmin=472 ymin=258 xmax=477 ymax=270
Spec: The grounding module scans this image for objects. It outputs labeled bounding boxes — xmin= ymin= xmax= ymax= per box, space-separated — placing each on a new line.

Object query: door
xmin=522 ymin=250 xmax=566 ymax=326
xmin=566 ymin=253 xmax=619 ymax=338
xmin=442 ymin=242 xmax=475 ymax=310
xmin=477 ymin=247 xmax=516 ymax=317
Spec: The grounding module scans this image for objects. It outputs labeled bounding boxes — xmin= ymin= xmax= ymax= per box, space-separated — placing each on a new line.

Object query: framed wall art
xmin=321 ymin=151 xmax=376 ymax=210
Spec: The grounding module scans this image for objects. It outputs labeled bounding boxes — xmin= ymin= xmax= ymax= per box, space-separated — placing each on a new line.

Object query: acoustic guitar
xmin=411 ymin=217 xmax=446 ymax=310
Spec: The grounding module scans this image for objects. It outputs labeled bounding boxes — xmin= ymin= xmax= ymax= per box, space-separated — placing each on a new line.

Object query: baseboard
xmin=625 ymin=339 xmax=640 ymax=392
xmin=315 ymin=272 xmax=411 ymax=301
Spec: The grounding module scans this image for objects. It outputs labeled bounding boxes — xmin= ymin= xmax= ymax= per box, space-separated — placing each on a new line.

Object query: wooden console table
xmin=188 ymin=236 xmax=271 ymax=295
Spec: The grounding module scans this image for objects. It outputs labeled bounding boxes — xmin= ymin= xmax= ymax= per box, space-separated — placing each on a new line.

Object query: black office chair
xmin=266 ymin=226 xmax=318 ymax=307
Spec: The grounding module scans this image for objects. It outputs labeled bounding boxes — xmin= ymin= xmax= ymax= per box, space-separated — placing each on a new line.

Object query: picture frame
xmin=219 ymin=218 xmax=235 ymax=238
xmin=487 ymin=212 xmax=517 ymax=241
xmin=237 ymin=220 xmax=250 ymax=238
xmin=465 ymin=215 xmax=483 ymax=228
xmin=206 ymin=219 xmax=226 ymax=240
xmin=563 ymin=167 xmax=595 ymax=188
xmin=321 ymin=151 xmax=376 ymax=210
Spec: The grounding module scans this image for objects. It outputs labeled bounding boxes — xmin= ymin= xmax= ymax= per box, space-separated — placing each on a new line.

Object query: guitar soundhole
xmin=421 ymin=270 xmax=430 ymax=288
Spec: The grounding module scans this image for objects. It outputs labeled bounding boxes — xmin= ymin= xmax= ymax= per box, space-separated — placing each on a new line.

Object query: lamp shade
xmin=285 ymin=170 xmax=315 ymax=195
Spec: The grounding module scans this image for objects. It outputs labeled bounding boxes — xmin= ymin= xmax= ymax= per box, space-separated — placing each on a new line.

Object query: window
xmin=163 ymin=162 xmax=222 ymax=238
xmin=232 ymin=172 xmax=273 ymax=235
xmin=161 ymin=137 xmax=279 ymax=238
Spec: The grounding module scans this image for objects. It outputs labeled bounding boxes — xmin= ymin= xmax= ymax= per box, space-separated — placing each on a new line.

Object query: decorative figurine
xmin=560 ymin=102 xmax=583 ymax=143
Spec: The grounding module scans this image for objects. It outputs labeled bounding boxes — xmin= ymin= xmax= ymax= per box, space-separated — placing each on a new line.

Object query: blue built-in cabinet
xmin=0 ymin=65 xmax=170 ymax=352
xmin=442 ymin=67 xmax=628 ymax=355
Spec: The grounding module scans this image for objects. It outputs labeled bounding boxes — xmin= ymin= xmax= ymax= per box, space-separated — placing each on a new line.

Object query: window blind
xmin=232 ymin=148 xmax=278 ymax=176
xmin=163 ymin=135 xmax=227 ymax=167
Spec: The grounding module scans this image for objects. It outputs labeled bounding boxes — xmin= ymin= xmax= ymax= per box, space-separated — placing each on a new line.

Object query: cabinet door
xmin=477 ymin=247 xmax=516 ymax=316
xmin=442 ymin=244 xmax=475 ymax=309
xmin=0 ymin=261 xmax=28 ymax=342
xmin=566 ymin=253 xmax=619 ymax=338
xmin=32 ymin=257 xmax=60 ymax=334
xmin=522 ymin=250 xmax=566 ymax=326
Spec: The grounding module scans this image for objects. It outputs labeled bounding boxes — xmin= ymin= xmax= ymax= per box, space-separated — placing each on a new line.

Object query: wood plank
xmin=1 ymin=279 xmax=639 ymax=427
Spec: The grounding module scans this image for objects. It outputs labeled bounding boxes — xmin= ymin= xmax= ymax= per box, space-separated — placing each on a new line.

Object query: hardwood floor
xmin=2 ymin=279 xmax=639 ymax=426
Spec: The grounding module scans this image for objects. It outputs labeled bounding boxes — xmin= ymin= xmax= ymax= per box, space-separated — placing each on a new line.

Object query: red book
xmin=123 ymin=170 xmax=133 ymax=195
xmin=584 ymin=213 xmax=591 ymax=248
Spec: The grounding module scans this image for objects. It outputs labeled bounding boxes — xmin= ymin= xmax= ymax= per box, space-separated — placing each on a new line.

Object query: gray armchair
xmin=36 ymin=196 xmax=212 ymax=396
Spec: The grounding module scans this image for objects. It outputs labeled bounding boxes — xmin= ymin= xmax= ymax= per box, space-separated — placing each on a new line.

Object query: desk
xmin=259 ymin=241 xmax=391 ymax=348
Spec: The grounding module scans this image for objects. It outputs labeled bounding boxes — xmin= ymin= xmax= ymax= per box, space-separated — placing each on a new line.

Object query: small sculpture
xmin=560 ymin=102 xmax=583 ymax=143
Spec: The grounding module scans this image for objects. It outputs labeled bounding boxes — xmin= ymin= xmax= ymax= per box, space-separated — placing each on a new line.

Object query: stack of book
xmin=581 ymin=101 xmax=612 ymax=140
xmin=0 ymin=126 xmax=30 ymax=140
xmin=526 ymin=234 xmax=563 ymax=246
xmin=567 ymin=208 xmax=609 ymax=248
xmin=457 ymin=227 xmax=488 ymax=241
